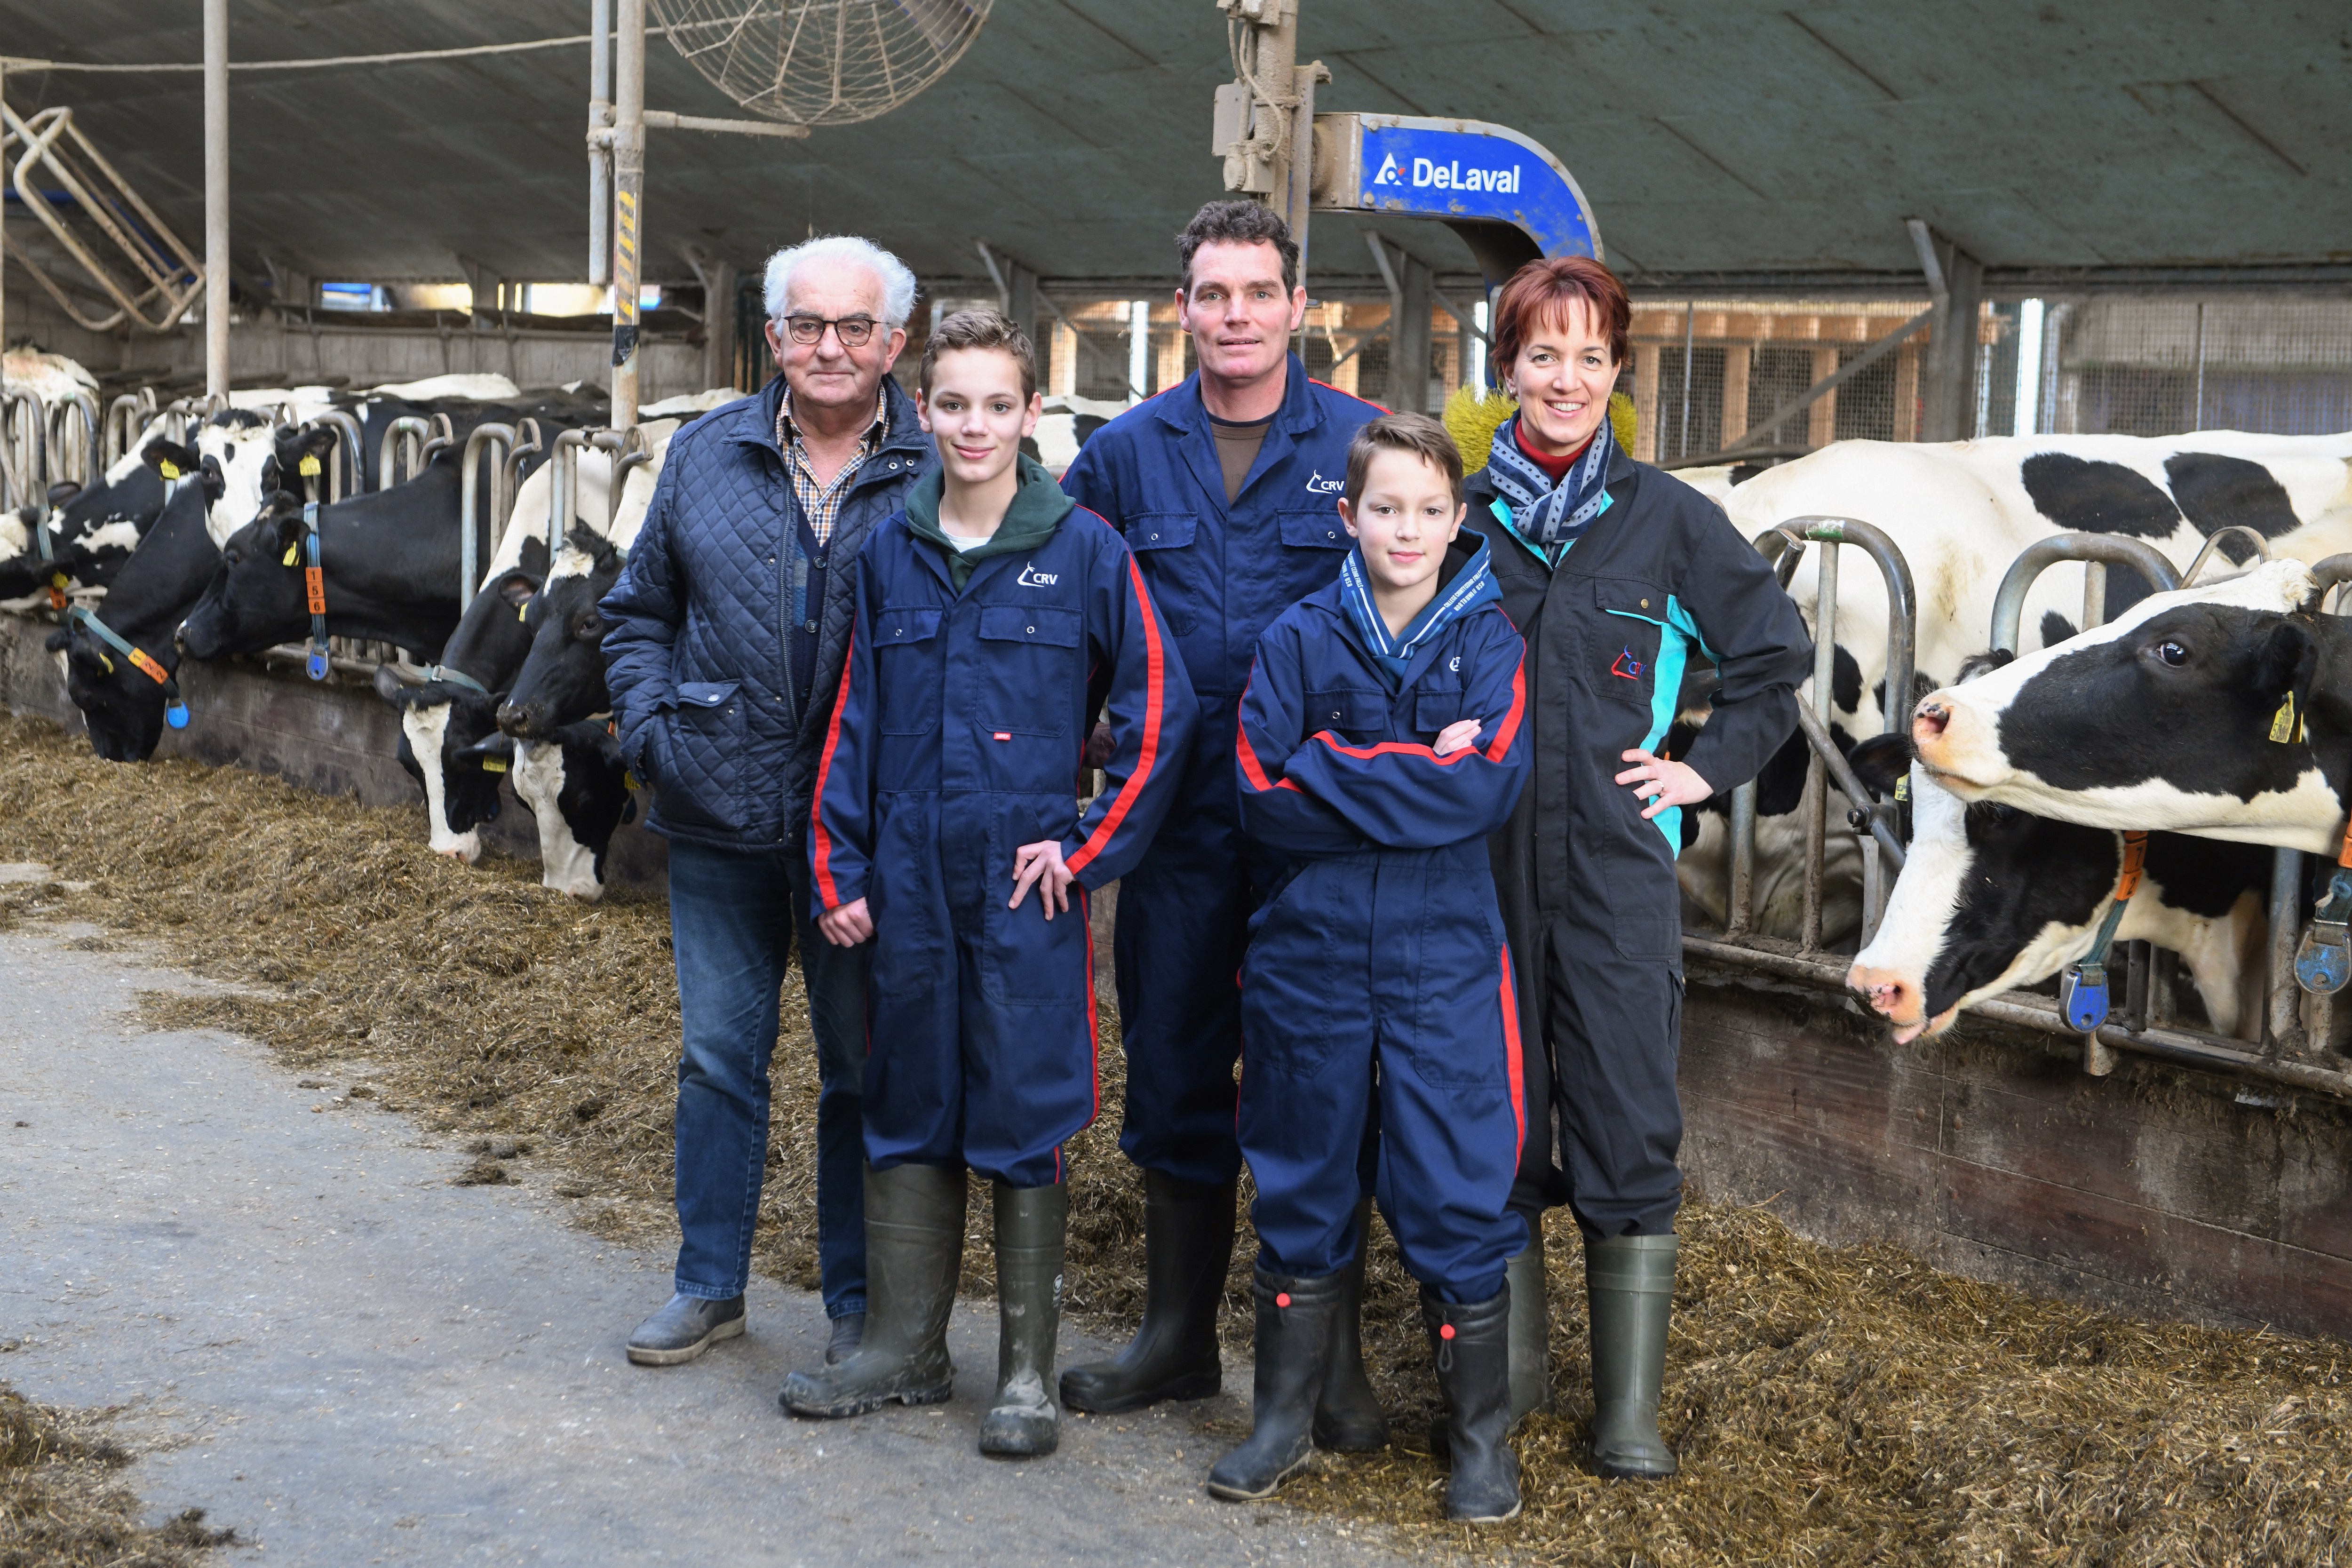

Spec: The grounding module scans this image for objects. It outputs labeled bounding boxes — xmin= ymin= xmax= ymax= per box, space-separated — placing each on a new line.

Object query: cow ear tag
xmin=1893 ymin=775 xmax=1909 ymax=802
xmin=2270 ymin=693 xmax=2300 ymax=744
xmin=518 ymin=601 xmax=529 ymax=622
xmin=298 ymin=454 xmax=322 ymax=477
xmin=482 ymin=756 xmax=509 ymax=773
xmin=157 ymin=460 xmax=181 ymax=480
xmin=282 ymin=543 xmax=299 ymax=567
xmin=165 ymin=699 xmax=190 ymax=729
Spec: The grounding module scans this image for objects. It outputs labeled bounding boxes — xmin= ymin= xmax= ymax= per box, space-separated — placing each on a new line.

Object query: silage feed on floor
xmin=4 ymin=709 xmax=2350 ymax=1565
xmin=0 ymin=1383 xmax=235 ymax=1567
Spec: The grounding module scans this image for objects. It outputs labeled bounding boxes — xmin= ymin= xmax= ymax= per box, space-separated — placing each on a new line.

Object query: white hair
xmin=762 ymin=235 xmax=917 ymax=328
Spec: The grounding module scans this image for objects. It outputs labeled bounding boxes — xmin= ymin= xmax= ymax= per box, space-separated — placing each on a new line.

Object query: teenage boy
xmin=1215 ymin=414 xmax=1531 ymax=1523
xmin=781 ymin=309 xmax=1193 ymax=1459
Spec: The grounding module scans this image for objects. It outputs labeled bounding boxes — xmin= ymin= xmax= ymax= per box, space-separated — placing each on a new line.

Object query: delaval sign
xmin=1316 ymin=113 xmax=1602 ymax=265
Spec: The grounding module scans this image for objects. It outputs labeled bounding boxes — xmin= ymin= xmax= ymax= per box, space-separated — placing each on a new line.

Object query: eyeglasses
xmin=782 ymin=313 xmax=879 ymax=348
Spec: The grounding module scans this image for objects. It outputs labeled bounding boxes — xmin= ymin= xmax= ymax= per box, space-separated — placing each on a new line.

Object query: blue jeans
xmin=667 ymin=838 xmax=868 ymax=1316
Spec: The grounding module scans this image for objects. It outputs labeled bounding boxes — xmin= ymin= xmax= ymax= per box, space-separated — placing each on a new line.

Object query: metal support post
xmin=588 ymin=0 xmax=613 ymax=288
xmin=203 ymin=0 xmax=230 ymax=401
xmin=610 ymin=0 xmax=647 ymax=429
xmin=1913 ymin=222 xmax=1984 ymax=443
xmin=1799 ymin=539 xmax=1839 ymax=953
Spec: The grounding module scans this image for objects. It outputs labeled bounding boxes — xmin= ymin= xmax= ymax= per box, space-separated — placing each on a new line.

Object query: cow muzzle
xmin=1909 ymin=691 xmax=2005 ymax=790
xmin=495 ymin=700 xmax=538 ymax=739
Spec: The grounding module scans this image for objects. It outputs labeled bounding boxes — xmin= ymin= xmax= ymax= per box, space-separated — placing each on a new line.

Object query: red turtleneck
xmin=1513 ymin=423 xmax=1594 ymax=484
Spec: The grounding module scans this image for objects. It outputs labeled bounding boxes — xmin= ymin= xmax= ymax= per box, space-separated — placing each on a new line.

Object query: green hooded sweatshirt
xmin=901 ymin=452 xmax=1074 ymax=592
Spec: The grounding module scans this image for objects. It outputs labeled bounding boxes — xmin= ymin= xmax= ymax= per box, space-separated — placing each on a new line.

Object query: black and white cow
xmin=44 ymin=464 xmax=222 ymax=761
xmin=459 ymin=723 xmax=638 ymax=902
xmin=373 ymin=534 xmax=548 ymax=862
xmin=496 ymin=525 xmax=628 ymax=740
xmin=179 ymin=453 xmax=471 ymax=662
xmin=1675 ymin=433 xmax=2352 ymax=941
xmin=1909 ymin=559 xmax=2351 ymax=856
xmin=1844 ymin=723 xmax=2271 ymax=1043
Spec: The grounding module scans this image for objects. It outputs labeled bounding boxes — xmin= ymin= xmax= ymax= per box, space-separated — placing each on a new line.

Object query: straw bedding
xmin=0 ymin=1384 xmax=235 ymax=1566
xmin=3 ymin=708 xmax=2349 ymax=1565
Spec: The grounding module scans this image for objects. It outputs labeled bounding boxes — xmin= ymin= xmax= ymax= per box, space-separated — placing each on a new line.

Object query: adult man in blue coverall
xmin=1056 ymin=200 xmax=1388 ymax=1440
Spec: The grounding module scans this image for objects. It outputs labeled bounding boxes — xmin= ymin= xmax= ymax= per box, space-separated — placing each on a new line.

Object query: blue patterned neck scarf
xmin=1483 ymin=413 xmax=1616 ymax=549
xmin=1338 ymin=533 xmax=1501 ymax=687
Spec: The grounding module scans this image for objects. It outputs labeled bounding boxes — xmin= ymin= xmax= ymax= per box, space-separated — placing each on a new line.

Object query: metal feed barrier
xmin=1687 ymin=526 xmax=2352 ymax=1106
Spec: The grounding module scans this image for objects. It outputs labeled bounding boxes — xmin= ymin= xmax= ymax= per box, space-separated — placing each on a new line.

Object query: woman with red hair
xmin=1463 ymin=255 xmax=1811 ymax=1480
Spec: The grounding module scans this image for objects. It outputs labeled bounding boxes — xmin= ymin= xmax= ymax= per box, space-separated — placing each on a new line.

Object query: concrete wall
xmin=0 ymin=612 xmax=667 ymax=888
xmin=1682 ymin=966 xmax=2352 ymax=1340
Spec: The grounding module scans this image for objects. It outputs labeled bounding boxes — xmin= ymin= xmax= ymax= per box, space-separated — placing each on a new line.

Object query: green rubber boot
xmin=979 ymin=1179 xmax=1067 ymax=1458
xmin=1507 ymin=1228 xmax=1553 ymax=1425
xmin=1312 ymin=1200 xmax=1389 ymax=1452
xmin=1585 ymin=1233 xmax=1678 ymax=1480
xmin=780 ymin=1162 xmax=966 ymax=1418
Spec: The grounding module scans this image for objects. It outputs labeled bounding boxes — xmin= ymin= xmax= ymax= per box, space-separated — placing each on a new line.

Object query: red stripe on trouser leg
xmin=1499 ymin=944 xmax=1525 ymax=1167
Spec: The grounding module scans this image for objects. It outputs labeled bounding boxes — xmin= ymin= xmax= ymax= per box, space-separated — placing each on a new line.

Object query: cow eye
xmin=2155 ymin=639 xmax=2189 ymax=667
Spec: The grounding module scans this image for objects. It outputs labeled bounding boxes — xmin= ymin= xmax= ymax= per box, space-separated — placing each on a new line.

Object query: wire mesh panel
xmin=2012 ymin=296 xmax=2352 ymax=438
xmin=1628 ymin=300 xmax=1935 ymax=464
xmin=650 ymin=0 xmax=993 ymax=126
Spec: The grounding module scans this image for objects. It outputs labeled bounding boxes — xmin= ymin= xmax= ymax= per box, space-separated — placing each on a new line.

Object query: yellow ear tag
xmin=518 ymin=602 xmax=529 ymax=622
xmin=96 ymin=651 xmax=114 ymax=675
xmin=2270 ymin=693 xmax=2300 ymax=744
xmin=482 ymin=756 xmax=508 ymax=773
xmin=298 ymin=454 xmax=322 ymax=477
xmin=282 ymin=544 xmax=299 ymax=567
xmin=1894 ymin=774 xmax=1910 ymax=802
xmin=51 ymin=572 xmax=68 ymax=590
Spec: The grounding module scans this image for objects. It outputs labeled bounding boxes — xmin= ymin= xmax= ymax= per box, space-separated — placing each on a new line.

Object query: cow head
xmin=497 ymin=525 xmax=625 ymax=739
xmin=178 ymin=492 xmax=316 ymax=660
xmin=1908 ymin=559 xmax=2352 ymax=854
xmin=47 ymin=619 xmax=182 ymax=762
xmin=374 ymin=565 xmax=541 ymax=862
xmin=509 ymin=722 xmax=634 ymax=902
xmin=1846 ymin=720 xmax=2126 ymax=1042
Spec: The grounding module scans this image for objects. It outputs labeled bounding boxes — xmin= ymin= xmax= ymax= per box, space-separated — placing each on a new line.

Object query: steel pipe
xmin=309 ymin=409 xmax=365 ymax=502
xmin=587 ymin=0 xmax=613 ymax=289
xmin=459 ymin=422 xmax=516 ymax=604
xmin=376 ymin=415 xmax=433 ymax=491
xmin=203 ymin=0 xmax=229 ymax=399
xmin=1988 ymin=533 xmax=2183 ymax=654
xmin=610 ymin=0 xmax=646 ymax=429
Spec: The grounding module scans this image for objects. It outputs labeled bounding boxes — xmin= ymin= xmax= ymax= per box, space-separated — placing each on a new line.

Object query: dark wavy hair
xmin=1176 ymin=200 xmax=1299 ymax=298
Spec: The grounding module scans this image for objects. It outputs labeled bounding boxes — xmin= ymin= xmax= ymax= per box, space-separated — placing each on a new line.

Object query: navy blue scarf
xmin=1338 ymin=534 xmax=1501 ymax=687
xmin=1483 ymin=413 xmax=1615 ymax=549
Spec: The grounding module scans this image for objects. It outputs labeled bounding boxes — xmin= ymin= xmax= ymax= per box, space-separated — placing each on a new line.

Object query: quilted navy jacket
xmin=601 ymin=374 xmax=935 ymax=851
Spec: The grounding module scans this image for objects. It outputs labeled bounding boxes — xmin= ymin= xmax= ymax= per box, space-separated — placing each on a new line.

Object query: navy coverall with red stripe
xmin=1234 ymin=575 xmax=1531 ymax=1301
xmin=810 ymin=507 xmax=1192 ymax=1188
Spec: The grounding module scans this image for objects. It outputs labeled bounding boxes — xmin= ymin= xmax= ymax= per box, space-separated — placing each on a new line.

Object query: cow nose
xmin=496 ymin=700 xmax=529 ymax=738
xmin=174 ymin=621 xmax=189 ymax=654
xmin=1913 ymin=700 xmax=1950 ymax=739
xmin=1845 ymin=962 xmax=1920 ymax=1027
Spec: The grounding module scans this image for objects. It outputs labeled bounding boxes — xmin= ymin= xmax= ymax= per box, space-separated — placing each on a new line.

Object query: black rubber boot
xmin=1311 ymin=1200 xmax=1388 ymax=1452
xmin=779 ymin=1163 xmax=965 ymax=1418
xmin=979 ymin=1180 xmax=1067 ymax=1458
xmin=1424 ymin=1285 xmax=1521 ymax=1523
xmin=1206 ymin=1269 xmax=1342 ymax=1502
xmin=824 ymin=1312 xmax=865 ymax=1366
xmin=1507 ymin=1229 xmax=1553 ymax=1424
xmin=1585 ymin=1233 xmax=1678 ymax=1480
xmin=1059 ymin=1170 xmax=1235 ymax=1414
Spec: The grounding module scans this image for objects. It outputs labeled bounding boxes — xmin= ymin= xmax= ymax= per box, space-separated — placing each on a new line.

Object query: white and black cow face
xmin=47 ymin=623 xmax=172 ymax=762
xmin=510 ymin=723 xmax=634 ymax=902
xmin=178 ymin=498 xmax=314 ymax=661
xmin=386 ymin=683 xmax=508 ymax=862
xmin=1909 ymin=559 xmax=2351 ymax=852
xmin=497 ymin=526 xmax=623 ymax=740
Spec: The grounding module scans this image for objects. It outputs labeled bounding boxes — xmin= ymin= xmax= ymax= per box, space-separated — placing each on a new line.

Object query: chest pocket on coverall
xmin=876 ymin=606 xmax=944 ymax=734
xmin=1586 ymin=579 xmax=1671 ymax=711
xmin=1126 ymin=514 xmax=1202 ymax=634
xmin=972 ymin=605 xmax=1080 ymax=737
xmin=1304 ymin=687 xmax=1391 ymax=748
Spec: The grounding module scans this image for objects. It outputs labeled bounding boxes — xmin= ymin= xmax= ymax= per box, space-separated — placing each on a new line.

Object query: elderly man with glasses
xmin=604 ymin=235 xmax=936 ymax=1374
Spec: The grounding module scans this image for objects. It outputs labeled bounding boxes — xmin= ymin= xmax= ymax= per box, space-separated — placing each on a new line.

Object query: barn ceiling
xmin=1 ymin=0 xmax=2346 ymax=303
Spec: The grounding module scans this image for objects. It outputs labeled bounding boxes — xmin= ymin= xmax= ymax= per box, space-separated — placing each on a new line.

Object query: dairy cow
xmin=1675 ymin=433 xmax=2352 ymax=942
xmin=44 ymin=466 xmax=220 ymax=760
xmin=1844 ymin=717 xmax=2271 ymax=1043
xmin=1910 ymin=558 xmax=2352 ymax=855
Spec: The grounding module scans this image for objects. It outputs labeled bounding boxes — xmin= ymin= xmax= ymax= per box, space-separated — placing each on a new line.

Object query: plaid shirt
xmin=777 ymin=386 xmax=890 ymax=547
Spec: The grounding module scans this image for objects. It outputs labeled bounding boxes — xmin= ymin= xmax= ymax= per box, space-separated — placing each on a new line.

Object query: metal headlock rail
xmin=1 ymin=387 xmax=43 ymax=509
xmin=460 ymin=422 xmax=517 ymax=603
xmin=45 ymin=391 xmax=96 ymax=492
xmin=309 ymin=410 xmax=365 ymax=503
xmin=101 ymin=390 xmax=157 ymax=472
xmin=376 ymin=415 xmax=434 ymax=492
xmin=1687 ymin=525 xmax=2352 ymax=1108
